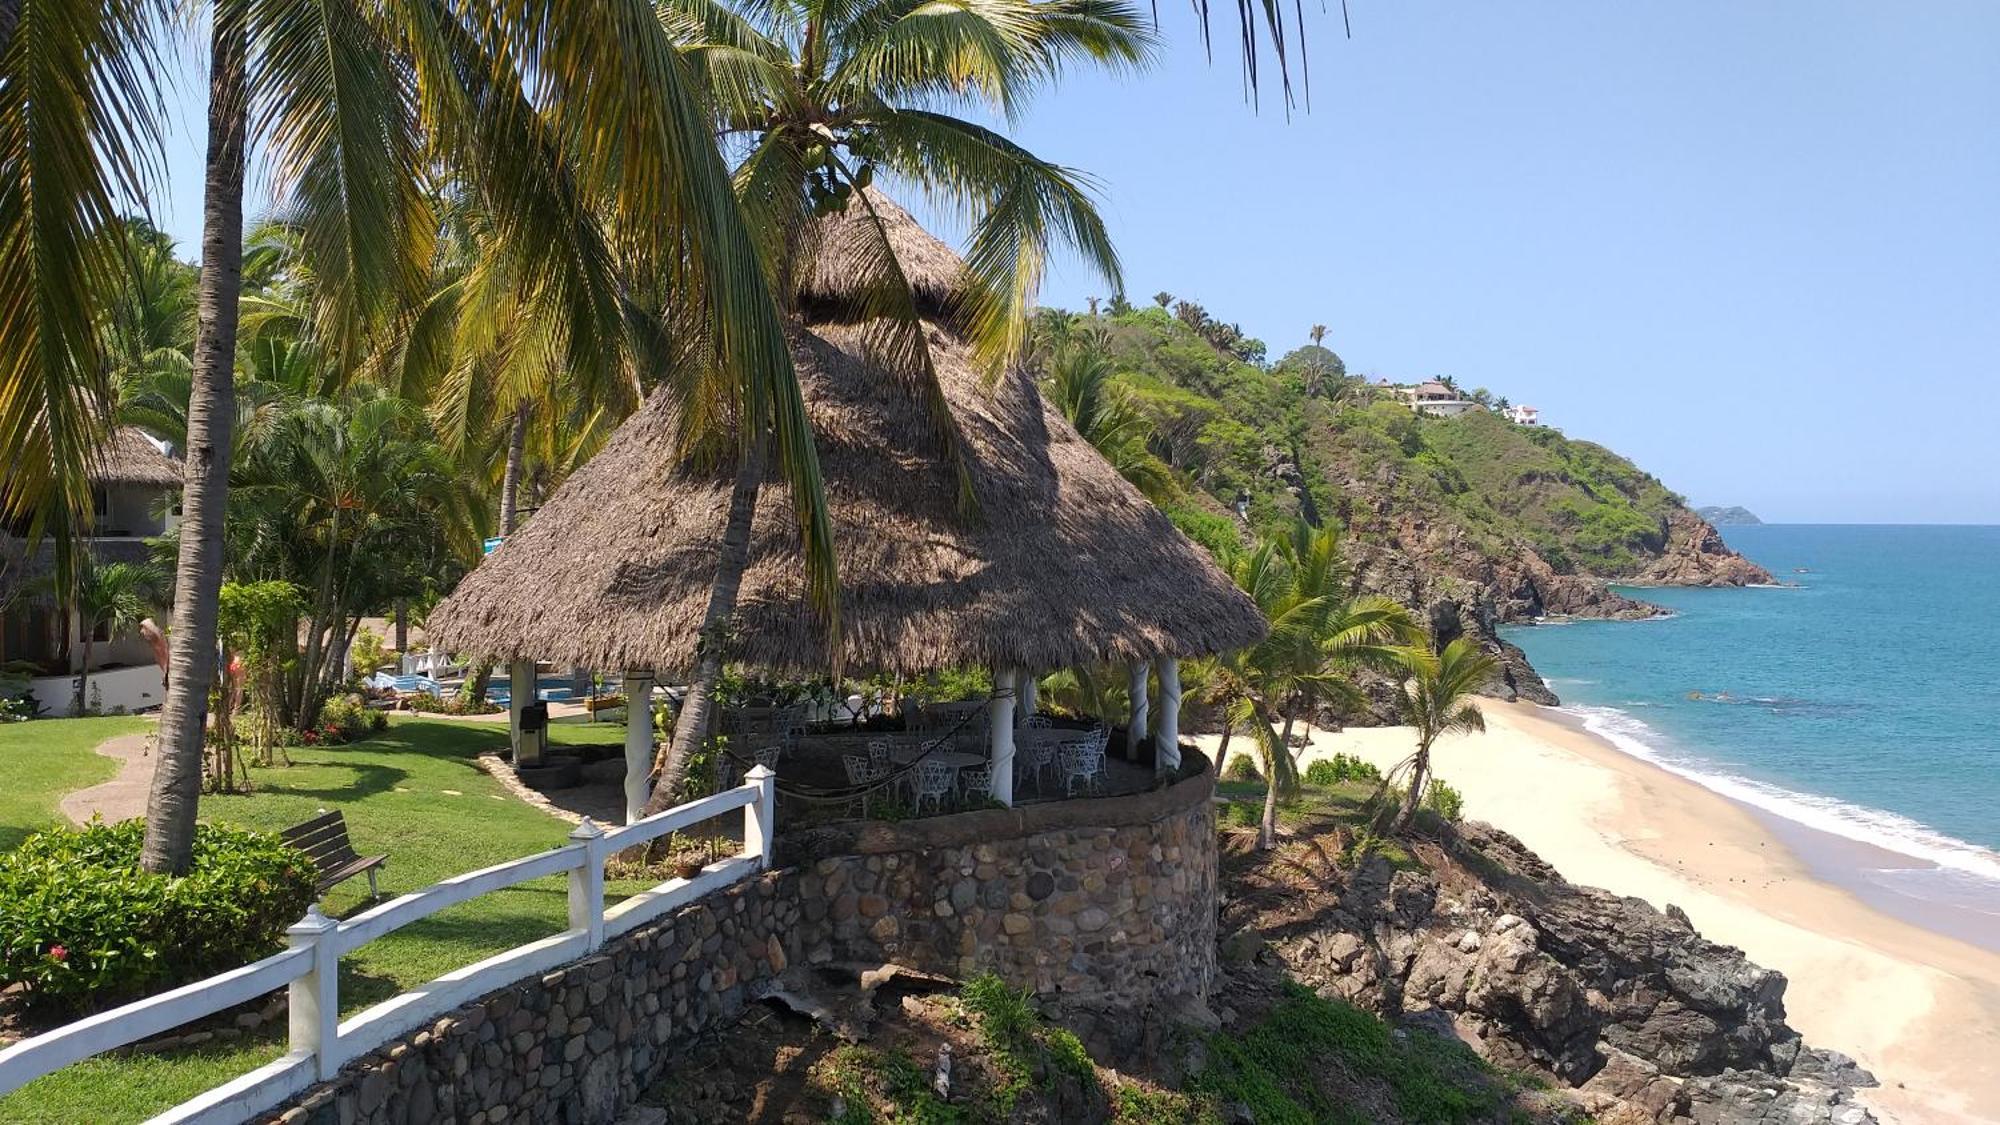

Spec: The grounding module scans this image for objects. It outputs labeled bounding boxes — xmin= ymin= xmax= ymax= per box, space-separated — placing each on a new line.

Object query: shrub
xmin=1223 ymin=753 xmax=1261 ymax=781
xmin=317 ymin=693 xmax=386 ymax=744
xmin=1422 ymin=778 xmax=1465 ymax=824
xmin=0 ymin=820 xmax=317 ymax=1014
xmin=1302 ymin=753 xmax=1381 ymax=787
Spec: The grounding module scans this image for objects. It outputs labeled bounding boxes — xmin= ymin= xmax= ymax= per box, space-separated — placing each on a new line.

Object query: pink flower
xmin=48 ymin=945 xmax=67 ymax=962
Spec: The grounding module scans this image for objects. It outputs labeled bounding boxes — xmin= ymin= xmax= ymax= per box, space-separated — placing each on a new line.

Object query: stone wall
xmin=260 ymin=874 xmax=796 ymax=1125
xmin=779 ymin=757 xmax=1217 ymax=1006
xmin=262 ymin=758 xmax=1216 ymax=1125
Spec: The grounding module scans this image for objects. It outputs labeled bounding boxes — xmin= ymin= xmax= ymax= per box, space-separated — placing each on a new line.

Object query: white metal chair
xmin=914 ymin=759 xmax=960 ymax=815
xmin=753 ymin=745 xmax=783 ymax=771
xmin=958 ymin=767 xmax=995 ymax=805
xmin=843 ymin=754 xmax=881 ymax=817
xmin=1023 ymin=713 xmax=1053 ymax=729
xmin=1059 ymin=741 xmax=1105 ymax=797
xmin=1018 ymin=738 xmax=1057 ymax=794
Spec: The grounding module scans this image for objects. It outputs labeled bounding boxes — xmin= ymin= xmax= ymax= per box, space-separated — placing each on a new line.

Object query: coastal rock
xmin=1257 ymin=820 xmax=1878 ymax=1125
xmin=1633 ymin=512 xmax=1774 ymax=587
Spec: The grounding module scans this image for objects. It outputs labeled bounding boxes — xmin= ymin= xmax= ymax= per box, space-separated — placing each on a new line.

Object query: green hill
xmin=1048 ymin=303 xmax=1768 ymax=699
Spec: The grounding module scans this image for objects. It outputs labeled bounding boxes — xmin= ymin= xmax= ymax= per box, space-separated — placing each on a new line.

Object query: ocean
xmin=1502 ymin=523 xmax=2000 ymax=948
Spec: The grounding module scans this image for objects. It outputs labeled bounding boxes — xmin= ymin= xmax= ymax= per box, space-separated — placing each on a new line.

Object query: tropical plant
xmin=55 ymin=558 xmax=161 ymax=714
xmin=0 ymin=0 xmax=169 ymax=601
xmin=1309 ymin=323 xmax=1326 ymax=348
xmin=1387 ymin=637 xmax=1496 ymax=831
xmin=129 ymin=0 xmax=841 ymax=876
xmin=639 ymin=0 xmax=1149 ymax=813
xmin=1040 ymin=333 xmax=1176 ymax=502
xmin=1203 ymin=522 xmax=1417 ymax=849
xmin=1152 ymin=291 xmax=1173 ymax=308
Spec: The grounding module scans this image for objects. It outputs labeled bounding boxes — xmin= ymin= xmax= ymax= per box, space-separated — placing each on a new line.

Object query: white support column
xmin=287 ymin=906 xmax=340 ymax=1080
xmin=567 ymin=819 xmax=607 ymax=953
xmin=744 ymin=764 xmax=777 ymax=867
xmin=988 ymin=666 xmax=1017 ymax=806
xmin=622 ymin=671 xmax=654 ymax=824
xmin=1016 ymin=670 xmax=1038 ymax=725
xmin=508 ymin=660 xmax=534 ymax=763
xmin=1153 ymin=657 xmax=1182 ymax=773
xmin=1126 ymin=661 xmax=1150 ymax=757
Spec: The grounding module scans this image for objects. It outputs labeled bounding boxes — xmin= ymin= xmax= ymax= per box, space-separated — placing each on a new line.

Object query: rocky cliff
xmin=1221 ymin=814 xmax=1879 ymax=1124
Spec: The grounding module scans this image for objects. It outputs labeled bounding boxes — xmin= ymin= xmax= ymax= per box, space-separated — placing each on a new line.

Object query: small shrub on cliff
xmin=1303 ymin=753 xmax=1380 ymax=787
xmin=1422 ymin=778 xmax=1465 ymax=824
xmin=0 ymin=820 xmax=316 ymax=1014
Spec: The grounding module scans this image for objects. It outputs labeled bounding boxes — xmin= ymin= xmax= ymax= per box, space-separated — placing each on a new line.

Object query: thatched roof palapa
xmin=800 ymin=190 xmax=967 ymax=320
xmin=430 ymin=324 xmax=1265 ymax=677
xmin=93 ymin=428 xmax=182 ymax=488
xmin=429 ymin=201 xmax=1266 ymax=679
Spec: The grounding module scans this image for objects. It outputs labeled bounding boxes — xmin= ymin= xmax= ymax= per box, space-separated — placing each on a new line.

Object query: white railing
xmin=0 ymin=766 xmax=777 ymax=1125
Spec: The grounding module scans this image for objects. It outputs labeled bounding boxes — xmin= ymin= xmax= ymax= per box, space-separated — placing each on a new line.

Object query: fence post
xmin=745 ymin=764 xmax=776 ymax=868
xmin=287 ymin=906 xmax=340 ymax=1080
xmin=568 ymin=819 xmax=607 ymax=951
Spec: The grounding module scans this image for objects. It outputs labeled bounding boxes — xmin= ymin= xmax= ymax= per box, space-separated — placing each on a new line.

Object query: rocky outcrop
xmin=1259 ymin=823 xmax=1878 ymax=1124
xmin=1633 ymin=512 xmax=1774 ymax=587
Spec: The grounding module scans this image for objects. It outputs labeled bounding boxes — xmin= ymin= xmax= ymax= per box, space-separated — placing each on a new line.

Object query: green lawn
xmin=0 ymin=716 xmax=637 ymax=1125
xmin=0 ymin=716 xmax=146 ymax=851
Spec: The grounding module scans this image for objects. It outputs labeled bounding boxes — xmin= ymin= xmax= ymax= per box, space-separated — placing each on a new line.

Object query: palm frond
xmin=0 ymin=0 xmax=167 ymax=592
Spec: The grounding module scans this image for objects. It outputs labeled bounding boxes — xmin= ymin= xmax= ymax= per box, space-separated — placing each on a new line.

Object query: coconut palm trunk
xmin=644 ymin=431 xmax=766 ymax=814
xmin=141 ymin=6 xmax=247 ymax=876
xmin=1399 ymin=734 xmax=1435 ymax=828
xmin=499 ymin=401 xmax=529 ymax=536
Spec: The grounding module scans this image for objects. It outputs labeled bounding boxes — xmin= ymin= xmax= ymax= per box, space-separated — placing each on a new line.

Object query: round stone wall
xmin=779 ymin=753 xmax=1218 ymax=1005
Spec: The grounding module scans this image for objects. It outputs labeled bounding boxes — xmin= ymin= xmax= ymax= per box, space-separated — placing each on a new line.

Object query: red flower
xmin=48 ymin=945 xmax=67 ymax=962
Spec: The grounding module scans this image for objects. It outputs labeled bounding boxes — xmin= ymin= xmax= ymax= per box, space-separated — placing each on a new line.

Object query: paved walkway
xmin=60 ymin=730 xmax=159 ymax=825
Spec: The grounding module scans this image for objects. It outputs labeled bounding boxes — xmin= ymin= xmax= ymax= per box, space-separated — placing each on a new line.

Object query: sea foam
xmin=1561 ymin=703 xmax=2000 ymax=887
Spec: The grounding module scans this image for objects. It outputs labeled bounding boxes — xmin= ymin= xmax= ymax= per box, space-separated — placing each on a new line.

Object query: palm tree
xmin=1309 ymin=324 xmax=1326 ymax=348
xmin=67 ymin=559 xmax=161 ymax=715
xmin=1204 ymin=525 xmax=1416 ymax=850
xmin=1153 ymin=291 xmax=1173 ymax=309
xmin=0 ymin=0 xmax=167 ymax=610
xmin=1041 ymin=335 xmax=1176 ymax=502
xmin=1389 ymin=637 xmax=1497 ymax=831
xmin=145 ymin=0 xmax=838 ymax=875
xmin=641 ymin=0 xmax=1150 ymax=811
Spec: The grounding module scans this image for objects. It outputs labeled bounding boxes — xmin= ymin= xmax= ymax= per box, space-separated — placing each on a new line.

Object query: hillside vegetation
xmin=1076 ymin=304 xmax=1690 ymax=579
xmin=1043 ymin=304 xmax=1765 ymax=646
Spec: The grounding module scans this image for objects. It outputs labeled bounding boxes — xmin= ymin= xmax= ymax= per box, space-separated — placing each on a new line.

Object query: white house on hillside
xmin=1404 ymin=380 xmax=1477 ymax=418
xmin=1505 ymin=404 xmax=1541 ymax=426
xmin=1 ymin=429 xmax=180 ymax=716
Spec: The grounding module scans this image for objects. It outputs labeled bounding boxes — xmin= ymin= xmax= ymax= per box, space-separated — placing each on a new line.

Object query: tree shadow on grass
xmin=262 ymin=761 xmax=414 ymax=805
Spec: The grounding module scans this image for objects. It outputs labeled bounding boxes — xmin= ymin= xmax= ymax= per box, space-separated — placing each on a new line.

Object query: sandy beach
xmin=1202 ymin=700 xmax=2000 ymax=1124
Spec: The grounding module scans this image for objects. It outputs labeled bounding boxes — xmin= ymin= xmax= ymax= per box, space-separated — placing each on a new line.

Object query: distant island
xmin=1697 ymin=505 xmax=1763 ymax=525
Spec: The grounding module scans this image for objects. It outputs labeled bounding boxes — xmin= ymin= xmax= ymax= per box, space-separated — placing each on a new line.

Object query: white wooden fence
xmin=0 ymin=767 xmax=777 ymax=1125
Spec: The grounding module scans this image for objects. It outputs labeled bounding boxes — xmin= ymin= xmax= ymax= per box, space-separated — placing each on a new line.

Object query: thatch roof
xmin=427 ymin=322 xmax=1267 ymax=678
xmin=93 ymin=428 xmax=181 ymax=488
xmin=799 ymin=189 xmax=967 ymax=319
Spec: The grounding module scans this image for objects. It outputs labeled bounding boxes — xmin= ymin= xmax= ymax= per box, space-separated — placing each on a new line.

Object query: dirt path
xmin=59 ymin=730 xmax=159 ymax=825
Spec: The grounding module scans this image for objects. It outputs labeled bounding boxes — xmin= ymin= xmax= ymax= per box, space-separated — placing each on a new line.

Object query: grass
xmin=1189 ymin=985 xmax=1531 ymax=1124
xmin=1213 ymin=777 xmax=1422 ymax=870
xmin=0 ymin=716 xmax=146 ymax=851
xmin=0 ymin=715 xmax=640 ymax=1125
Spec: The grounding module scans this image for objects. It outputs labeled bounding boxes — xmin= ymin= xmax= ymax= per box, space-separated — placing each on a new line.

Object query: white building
xmin=1505 ymin=404 xmax=1541 ymax=426
xmin=1404 ymin=380 xmax=1478 ymax=418
xmin=2 ymin=429 xmax=180 ymax=717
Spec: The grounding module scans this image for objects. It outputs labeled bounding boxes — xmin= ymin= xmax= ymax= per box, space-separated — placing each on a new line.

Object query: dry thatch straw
xmin=428 ymin=319 xmax=1266 ymax=678
xmin=92 ymin=428 xmax=182 ymax=487
xmin=799 ymin=189 xmax=966 ymax=319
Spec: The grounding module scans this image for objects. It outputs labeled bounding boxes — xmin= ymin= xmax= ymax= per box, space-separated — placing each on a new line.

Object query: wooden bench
xmin=281 ymin=810 xmax=388 ymax=900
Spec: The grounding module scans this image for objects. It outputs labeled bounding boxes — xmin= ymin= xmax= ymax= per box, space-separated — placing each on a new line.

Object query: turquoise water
xmin=1503 ymin=524 xmax=2000 ymax=905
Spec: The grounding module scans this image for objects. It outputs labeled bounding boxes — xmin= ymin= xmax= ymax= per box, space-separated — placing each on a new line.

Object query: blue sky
xmin=147 ymin=2 xmax=2000 ymax=523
